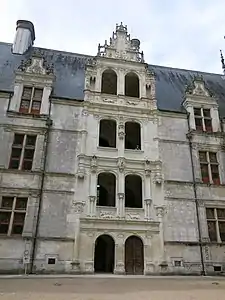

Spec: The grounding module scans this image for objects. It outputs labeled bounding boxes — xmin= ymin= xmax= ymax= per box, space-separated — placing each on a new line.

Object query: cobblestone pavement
xmin=0 ymin=276 xmax=224 ymax=300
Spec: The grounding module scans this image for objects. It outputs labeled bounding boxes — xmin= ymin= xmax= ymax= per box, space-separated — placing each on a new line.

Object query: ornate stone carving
xmin=82 ymin=109 xmax=89 ymax=116
xmin=103 ymin=97 xmax=115 ymax=103
xmin=114 ymin=262 xmax=125 ymax=274
xmin=117 ymin=233 xmax=124 ymax=239
xmin=84 ymin=261 xmax=94 ymax=273
xmin=90 ymin=155 xmax=97 ymax=173
xmin=72 ymin=201 xmax=85 ymax=213
xmin=18 ymin=54 xmax=54 ymax=75
xmin=197 ymin=199 xmax=204 ymax=207
xmin=118 ymin=193 xmax=125 ymax=201
xmin=97 ymin=22 xmax=144 ymax=63
xmin=144 ymin=199 xmax=152 ymax=205
xmin=185 ymin=75 xmax=213 ymax=97
xmin=99 ymin=211 xmax=114 ymax=219
xmin=126 ymin=213 xmax=140 ymax=220
xmin=76 ymin=167 xmax=85 ymax=179
xmin=155 ymin=206 xmax=166 ymax=218
xmin=145 ymin=160 xmax=151 ymax=176
xmin=89 ymin=196 xmax=96 ymax=202
xmin=118 ymin=123 xmax=125 ymax=140
xmin=117 ymin=157 xmax=125 ymax=172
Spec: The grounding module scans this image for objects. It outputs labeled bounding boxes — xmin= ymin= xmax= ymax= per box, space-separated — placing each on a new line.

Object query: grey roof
xmin=1 ymin=42 xmax=225 ymax=116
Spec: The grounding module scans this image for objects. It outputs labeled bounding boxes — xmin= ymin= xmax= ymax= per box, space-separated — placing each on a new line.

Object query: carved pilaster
xmin=118 ymin=122 xmax=125 ymax=140
xmin=90 ymin=155 xmax=98 ymax=173
xmin=117 ymin=157 xmax=125 ymax=173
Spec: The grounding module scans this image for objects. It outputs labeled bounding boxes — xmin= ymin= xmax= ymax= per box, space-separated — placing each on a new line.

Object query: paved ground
xmin=0 ymin=275 xmax=224 ymax=299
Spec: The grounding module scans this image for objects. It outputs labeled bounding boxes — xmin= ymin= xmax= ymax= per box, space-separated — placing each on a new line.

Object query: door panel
xmin=125 ymin=236 xmax=144 ymax=274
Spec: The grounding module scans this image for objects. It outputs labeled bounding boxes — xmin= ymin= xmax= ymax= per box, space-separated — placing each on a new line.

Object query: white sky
xmin=1 ymin=0 xmax=225 ymax=73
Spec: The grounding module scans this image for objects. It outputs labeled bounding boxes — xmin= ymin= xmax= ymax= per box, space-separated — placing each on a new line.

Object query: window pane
xmin=203 ymin=109 xmax=211 ymax=117
xmin=206 ymin=208 xmax=215 ymax=219
xmin=12 ymin=213 xmax=25 ymax=235
xmin=26 ymin=135 xmax=36 ymax=146
xmin=1 ymin=197 xmax=14 ymax=209
xmin=194 ymin=108 xmax=201 ymax=116
xmin=209 ymin=153 xmax=217 ymax=163
xmin=31 ymin=101 xmax=41 ymax=113
xmin=205 ymin=119 xmax=212 ymax=132
xmin=207 ymin=221 xmax=217 ymax=241
xmin=22 ymin=160 xmax=32 ymax=171
xmin=219 ymin=222 xmax=225 ymax=242
xmin=15 ymin=198 xmax=28 ymax=210
xmin=0 ymin=212 xmax=11 ymax=234
xmin=195 ymin=118 xmax=203 ymax=130
xmin=199 ymin=151 xmax=207 ymax=162
xmin=13 ymin=134 xmax=24 ymax=145
xmin=22 ymin=87 xmax=32 ymax=99
xmin=19 ymin=100 xmax=30 ymax=113
xmin=9 ymin=159 xmax=20 ymax=169
xmin=24 ymin=149 xmax=34 ymax=159
xmin=11 ymin=148 xmax=22 ymax=159
xmin=200 ymin=164 xmax=209 ymax=182
xmin=211 ymin=165 xmax=220 ymax=184
xmin=33 ymin=88 xmax=43 ymax=100
xmin=217 ymin=209 xmax=225 ymax=219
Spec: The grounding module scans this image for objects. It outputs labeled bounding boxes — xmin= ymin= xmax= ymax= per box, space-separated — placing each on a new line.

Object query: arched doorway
xmin=125 ymin=236 xmax=144 ymax=274
xmin=94 ymin=234 xmax=115 ymax=273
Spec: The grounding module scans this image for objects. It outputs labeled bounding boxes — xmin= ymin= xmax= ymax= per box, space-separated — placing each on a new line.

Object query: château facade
xmin=0 ymin=20 xmax=225 ymax=275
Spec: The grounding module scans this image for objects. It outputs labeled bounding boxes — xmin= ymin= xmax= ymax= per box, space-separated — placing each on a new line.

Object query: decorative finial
xmin=220 ymin=49 xmax=225 ymax=74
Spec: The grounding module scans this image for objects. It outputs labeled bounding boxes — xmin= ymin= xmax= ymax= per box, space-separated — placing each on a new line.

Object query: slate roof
xmin=1 ymin=42 xmax=225 ymax=117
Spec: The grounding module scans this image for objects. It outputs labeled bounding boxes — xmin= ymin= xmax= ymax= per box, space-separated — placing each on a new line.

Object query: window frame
xmin=0 ymin=196 xmax=28 ymax=236
xmin=194 ymin=107 xmax=212 ymax=132
xmin=206 ymin=207 xmax=225 ymax=243
xmin=9 ymin=134 xmax=37 ymax=171
xmin=199 ymin=151 xmax=220 ymax=185
xmin=19 ymin=86 xmax=43 ymax=115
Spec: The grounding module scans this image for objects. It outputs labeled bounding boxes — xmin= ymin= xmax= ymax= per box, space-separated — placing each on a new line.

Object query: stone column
xmin=155 ymin=206 xmax=166 ymax=261
xmin=114 ymin=242 xmax=125 ymax=274
xmin=95 ymin=69 xmax=102 ymax=92
xmin=117 ymin=162 xmax=125 ymax=217
xmin=210 ymin=106 xmax=220 ymax=132
xmin=117 ymin=69 xmax=125 ymax=95
xmin=80 ymin=130 xmax=87 ymax=154
xmin=9 ymin=83 xmax=23 ymax=111
xmin=197 ymin=199 xmax=209 ymax=241
xmin=71 ymin=202 xmax=85 ymax=273
xmin=144 ymin=199 xmax=152 ymax=220
xmin=40 ymin=86 xmax=51 ymax=115
xmin=185 ymin=105 xmax=195 ymax=130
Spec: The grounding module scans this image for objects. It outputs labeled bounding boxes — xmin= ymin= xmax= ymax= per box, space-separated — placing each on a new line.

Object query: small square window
xmin=214 ymin=266 xmax=222 ymax=272
xmin=174 ymin=260 xmax=182 ymax=267
xmin=48 ymin=258 xmax=56 ymax=265
xmin=1 ymin=197 xmax=14 ymax=209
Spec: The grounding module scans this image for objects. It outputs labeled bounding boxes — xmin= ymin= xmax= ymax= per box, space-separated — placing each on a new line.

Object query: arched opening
xmin=125 ymin=236 xmax=144 ymax=274
xmin=125 ymin=72 xmax=139 ymax=98
xmin=99 ymin=120 xmax=116 ymax=148
xmin=94 ymin=234 xmax=115 ymax=273
xmin=125 ymin=175 xmax=142 ymax=208
xmin=125 ymin=122 xmax=141 ymax=150
xmin=97 ymin=173 xmax=116 ymax=207
xmin=101 ymin=69 xmax=117 ymax=95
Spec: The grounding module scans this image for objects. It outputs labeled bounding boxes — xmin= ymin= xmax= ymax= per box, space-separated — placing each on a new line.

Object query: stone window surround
xmin=19 ymin=86 xmax=43 ymax=114
xmin=194 ymin=107 xmax=212 ymax=132
xmin=97 ymin=117 xmax=143 ymax=151
xmin=0 ymin=196 xmax=28 ymax=236
xmin=206 ymin=207 xmax=225 ymax=243
xmin=9 ymin=133 xmax=37 ymax=171
xmin=198 ymin=151 xmax=220 ymax=185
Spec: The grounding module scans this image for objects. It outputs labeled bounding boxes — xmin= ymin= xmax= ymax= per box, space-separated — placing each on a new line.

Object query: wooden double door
xmin=125 ymin=236 xmax=144 ymax=275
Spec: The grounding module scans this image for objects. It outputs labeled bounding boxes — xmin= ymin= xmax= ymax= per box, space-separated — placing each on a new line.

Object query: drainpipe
xmin=186 ymin=112 xmax=205 ymax=276
xmin=30 ymin=95 xmax=53 ymax=273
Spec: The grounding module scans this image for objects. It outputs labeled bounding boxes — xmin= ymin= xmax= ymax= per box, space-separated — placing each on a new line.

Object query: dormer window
xmin=194 ymin=108 xmax=212 ymax=132
xmin=19 ymin=86 xmax=43 ymax=114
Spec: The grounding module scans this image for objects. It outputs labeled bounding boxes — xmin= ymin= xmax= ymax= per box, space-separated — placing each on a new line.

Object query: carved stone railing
xmin=125 ymin=207 xmax=145 ymax=221
xmin=96 ymin=206 xmax=117 ymax=219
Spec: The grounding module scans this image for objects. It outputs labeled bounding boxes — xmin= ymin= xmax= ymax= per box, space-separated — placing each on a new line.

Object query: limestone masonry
xmin=0 ymin=20 xmax=225 ymax=275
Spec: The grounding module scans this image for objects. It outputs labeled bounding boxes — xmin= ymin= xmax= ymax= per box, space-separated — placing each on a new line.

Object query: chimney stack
xmin=12 ymin=20 xmax=35 ymax=55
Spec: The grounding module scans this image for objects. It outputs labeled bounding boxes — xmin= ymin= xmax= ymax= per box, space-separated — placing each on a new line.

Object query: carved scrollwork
xmin=72 ymin=201 xmax=85 ymax=213
xmin=118 ymin=123 xmax=125 ymax=140
xmin=117 ymin=157 xmax=125 ymax=172
xmin=90 ymin=155 xmax=97 ymax=173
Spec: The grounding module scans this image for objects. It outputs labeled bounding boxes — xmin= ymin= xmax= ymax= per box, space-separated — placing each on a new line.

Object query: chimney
xmin=12 ymin=20 xmax=35 ymax=54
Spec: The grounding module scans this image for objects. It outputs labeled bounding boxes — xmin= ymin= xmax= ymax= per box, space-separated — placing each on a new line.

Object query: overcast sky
xmin=1 ymin=0 xmax=225 ymax=73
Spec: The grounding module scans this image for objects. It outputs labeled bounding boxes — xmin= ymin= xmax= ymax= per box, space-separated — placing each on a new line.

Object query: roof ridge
xmin=149 ymin=63 xmax=223 ymax=77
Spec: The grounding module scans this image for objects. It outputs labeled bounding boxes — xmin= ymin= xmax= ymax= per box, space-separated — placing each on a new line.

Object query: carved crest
xmin=185 ymin=75 xmax=213 ymax=97
xmin=18 ymin=52 xmax=54 ymax=75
